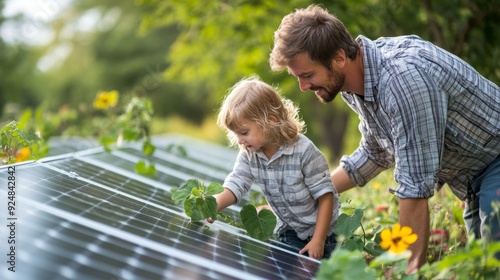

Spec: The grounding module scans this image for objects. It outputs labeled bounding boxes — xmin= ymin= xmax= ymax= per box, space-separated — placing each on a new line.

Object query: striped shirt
xmin=224 ymin=134 xmax=340 ymax=240
xmin=340 ymin=35 xmax=500 ymax=200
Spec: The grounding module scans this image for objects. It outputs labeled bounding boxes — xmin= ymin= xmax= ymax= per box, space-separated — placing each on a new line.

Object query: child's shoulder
xmin=296 ymin=133 xmax=315 ymax=146
xmin=292 ymin=134 xmax=319 ymax=151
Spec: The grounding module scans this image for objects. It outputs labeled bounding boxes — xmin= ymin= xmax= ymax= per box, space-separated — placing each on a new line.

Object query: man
xmin=269 ymin=4 xmax=500 ymax=274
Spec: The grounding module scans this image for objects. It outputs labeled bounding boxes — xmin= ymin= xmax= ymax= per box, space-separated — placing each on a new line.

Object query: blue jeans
xmin=463 ymin=155 xmax=500 ymax=249
xmin=277 ymin=230 xmax=336 ymax=259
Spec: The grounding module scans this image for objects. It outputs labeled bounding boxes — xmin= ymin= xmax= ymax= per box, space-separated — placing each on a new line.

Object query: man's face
xmin=287 ymin=52 xmax=345 ymax=103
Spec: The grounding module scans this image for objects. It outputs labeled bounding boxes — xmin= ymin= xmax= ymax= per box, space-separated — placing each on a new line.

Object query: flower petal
xmin=379 ymin=228 xmax=393 ymax=249
xmin=393 ymin=241 xmax=408 ymax=253
xmin=402 ymin=233 xmax=418 ymax=245
xmin=400 ymin=226 xmax=413 ymax=236
xmin=392 ymin=223 xmax=401 ymax=236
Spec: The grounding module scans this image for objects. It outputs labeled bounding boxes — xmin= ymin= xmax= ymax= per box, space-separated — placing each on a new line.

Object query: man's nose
xmin=298 ymin=78 xmax=311 ymax=92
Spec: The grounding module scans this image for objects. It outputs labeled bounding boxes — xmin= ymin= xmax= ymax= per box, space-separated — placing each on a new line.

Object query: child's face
xmin=231 ymin=119 xmax=267 ymax=153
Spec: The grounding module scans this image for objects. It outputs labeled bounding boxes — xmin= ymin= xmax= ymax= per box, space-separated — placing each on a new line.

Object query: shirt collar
xmin=255 ymin=141 xmax=295 ymax=162
xmin=356 ymin=35 xmax=381 ymax=103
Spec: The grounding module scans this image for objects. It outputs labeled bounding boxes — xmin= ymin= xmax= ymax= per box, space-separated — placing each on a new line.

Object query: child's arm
xmin=299 ymin=192 xmax=333 ymax=259
xmin=206 ymin=188 xmax=237 ymax=223
xmin=215 ymin=188 xmax=237 ymax=211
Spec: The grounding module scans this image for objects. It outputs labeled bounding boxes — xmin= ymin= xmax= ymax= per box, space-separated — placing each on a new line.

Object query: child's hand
xmin=205 ymin=217 xmax=215 ymax=223
xmin=299 ymin=238 xmax=325 ymax=260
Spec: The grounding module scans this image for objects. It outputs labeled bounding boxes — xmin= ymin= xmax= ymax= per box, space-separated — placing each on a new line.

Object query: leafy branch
xmin=334 ymin=208 xmax=385 ymax=258
xmin=92 ymin=91 xmax=159 ymax=175
xmin=172 ymin=179 xmax=276 ymax=241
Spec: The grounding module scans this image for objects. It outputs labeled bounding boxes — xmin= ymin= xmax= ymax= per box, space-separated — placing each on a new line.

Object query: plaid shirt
xmin=224 ymin=134 xmax=340 ymax=239
xmin=340 ymin=35 xmax=500 ymax=200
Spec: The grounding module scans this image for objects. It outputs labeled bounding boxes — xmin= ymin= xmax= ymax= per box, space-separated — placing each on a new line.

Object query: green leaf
xmin=316 ymin=249 xmax=377 ymax=279
xmin=205 ymin=182 xmax=224 ymax=196
xmin=240 ymin=204 xmax=276 ymax=241
xmin=99 ymin=135 xmax=116 ymax=152
xmin=142 ymin=140 xmax=155 ymax=156
xmin=334 ymin=208 xmax=364 ymax=238
xmin=363 ymin=241 xmax=385 ymax=257
xmin=185 ymin=196 xmax=218 ymax=221
xmin=171 ymin=188 xmax=190 ymax=206
xmin=343 ymin=236 xmax=364 ymax=251
xmin=369 ymin=251 xmax=411 ymax=268
xmin=122 ymin=127 xmax=140 ymax=141
xmin=172 ymin=179 xmax=201 ymax=205
xmin=191 ymin=186 xmax=201 ymax=197
xmin=135 ymin=160 xmax=156 ymax=175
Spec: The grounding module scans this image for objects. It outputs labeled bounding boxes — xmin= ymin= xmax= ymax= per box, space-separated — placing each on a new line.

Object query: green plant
xmin=334 ymin=207 xmax=385 ymax=259
xmin=172 ymin=179 xmax=222 ymax=221
xmin=418 ymin=236 xmax=500 ymax=279
xmin=317 ymin=184 xmax=500 ymax=279
xmin=318 ymin=223 xmax=419 ymax=280
xmin=92 ymin=90 xmax=157 ymax=175
xmin=0 ymin=120 xmax=42 ymax=165
xmin=316 ymin=248 xmax=378 ymax=279
xmin=172 ymin=179 xmax=276 ymax=241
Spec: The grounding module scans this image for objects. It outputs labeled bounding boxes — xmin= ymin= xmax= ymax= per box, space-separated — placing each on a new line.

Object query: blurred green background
xmin=1 ymin=0 xmax=499 ymax=165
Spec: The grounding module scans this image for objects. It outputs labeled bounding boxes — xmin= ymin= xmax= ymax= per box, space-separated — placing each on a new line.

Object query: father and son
xmin=206 ymin=4 xmax=500 ymax=274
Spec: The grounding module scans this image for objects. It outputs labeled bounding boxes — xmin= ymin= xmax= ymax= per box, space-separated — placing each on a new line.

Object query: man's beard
xmin=313 ymin=69 xmax=345 ymax=103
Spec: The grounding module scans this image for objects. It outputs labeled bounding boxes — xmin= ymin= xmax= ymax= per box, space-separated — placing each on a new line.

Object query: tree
xmin=29 ymin=0 xmax=210 ymax=129
xmin=138 ymin=0 xmax=500 ymax=162
xmin=0 ymin=0 xmax=43 ymax=119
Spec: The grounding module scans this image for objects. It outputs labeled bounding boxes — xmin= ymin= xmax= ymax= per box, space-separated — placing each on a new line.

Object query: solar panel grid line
xmin=19 ymin=198 xmax=274 ymax=280
xmin=119 ymin=146 xmax=263 ymax=195
xmin=4 ymin=207 xmax=244 ymax=280
xmin=63 ymin=146 xmax=106 ymax=161
xmin=46 ymin=156 xmax=249 ymax=236
xmin=114 ymin=151 xmax=222 ymax=186
xmin=152 ymin=134 xmax=238 ymax=157
xmin=0 ymin=135 xmax=322 ymax=279
xmin=75 ymin=154 xmax=178 ymax=192
xmin=151 ymin=135 xmax=238 ymax=170
xmin=39 ymin=161 xmax=187 ymax=218
xmin=134 ymin=147 xmax=229 ymax=182
xmin=112 ymin=147 xmax=233 ymax=187
xmin=110 ymin=149 xmax=196 ymax=183
xmin=106 ymin=147 xmax=262 ymax=209
xmin=70 ymin=147 xmax=300 ymax=256
xmin=66 ymin=144 xmax=257 ymax=214
xmin=156 ymin=147 xmax=236 ymax=176
xmin=16 ymin=161 xmax=310 ymax=265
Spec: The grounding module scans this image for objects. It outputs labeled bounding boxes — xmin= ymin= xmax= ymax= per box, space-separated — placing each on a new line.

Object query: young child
xmin=209 ymin=75 xmax=340 ymax=260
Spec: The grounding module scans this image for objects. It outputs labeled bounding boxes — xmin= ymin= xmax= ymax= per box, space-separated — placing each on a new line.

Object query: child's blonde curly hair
xmin=217 ymin=75 xmax=305 ymax=149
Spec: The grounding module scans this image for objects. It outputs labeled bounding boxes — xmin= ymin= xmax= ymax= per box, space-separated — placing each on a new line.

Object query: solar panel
xmin=0 ymin=135 xmax=320 ymax=279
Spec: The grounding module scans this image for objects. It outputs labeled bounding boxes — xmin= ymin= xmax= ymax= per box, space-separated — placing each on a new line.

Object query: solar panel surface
xmin=0 ymin=134 xmax=320 ymax=279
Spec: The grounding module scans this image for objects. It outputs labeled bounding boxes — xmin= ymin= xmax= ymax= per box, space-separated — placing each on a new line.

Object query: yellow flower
xmin=93 ymin=90 xmax=119 ymax=110
xmin=380 ymin=223 xmax=418 ymax=254
xmin=15 ymin=147 xmax=30 ymax=162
